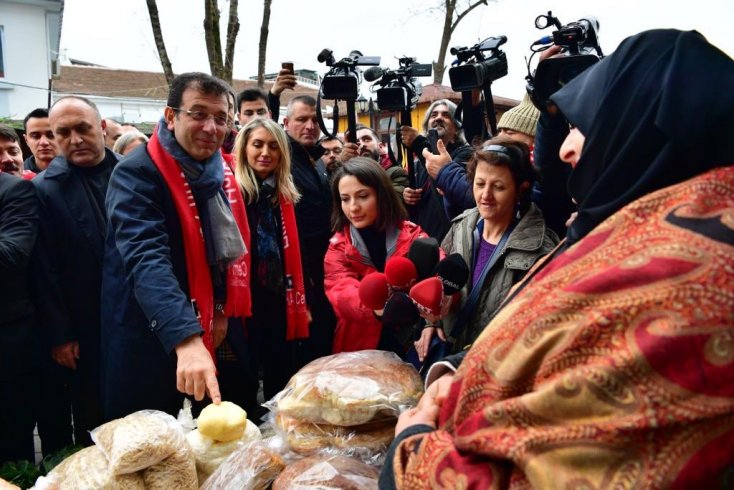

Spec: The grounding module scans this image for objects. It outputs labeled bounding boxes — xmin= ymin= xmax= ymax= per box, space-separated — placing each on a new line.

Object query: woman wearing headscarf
xmin=380 ymin=29 xmax=734 ymax=489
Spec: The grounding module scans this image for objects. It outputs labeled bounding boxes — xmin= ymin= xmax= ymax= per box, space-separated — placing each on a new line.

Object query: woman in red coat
xmin=325 ymin=157 xmax=428 ymax=354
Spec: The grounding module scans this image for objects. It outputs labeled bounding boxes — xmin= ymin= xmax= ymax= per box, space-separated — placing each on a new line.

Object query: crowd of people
xmin=1 ymin=26 xmax=732 ymax=487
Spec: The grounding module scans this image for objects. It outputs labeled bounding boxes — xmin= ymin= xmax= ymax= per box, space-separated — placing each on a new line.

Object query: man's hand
xmin=175 ymin=334 xmax=221 ymax=403
xmin=400 ymin=126 xmax=418 ymax=149
xmin=395 ymin=371 xmax=454 ymax=435
xmin=51 ymin=341 xmax=79 ymax=370
xmin=403 ymin=187 xmax=423 ymax=206
xmin=212 ymin=312 xmax=228 ymax=349
xmin=270 ymin=69 xmax=297 ymax=96
xmin=339 ymin=142 xmax=359 ymax=162
xmin=423 ymin=139 xmax=452 ymax=179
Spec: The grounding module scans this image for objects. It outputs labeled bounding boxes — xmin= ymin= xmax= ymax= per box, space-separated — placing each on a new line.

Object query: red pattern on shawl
xmin=391 ymin=166 xmax=734 ymax=489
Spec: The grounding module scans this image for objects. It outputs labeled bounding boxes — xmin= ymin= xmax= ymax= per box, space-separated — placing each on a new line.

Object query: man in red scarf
xmin=101 ymin=73 xmax=250 ymax=420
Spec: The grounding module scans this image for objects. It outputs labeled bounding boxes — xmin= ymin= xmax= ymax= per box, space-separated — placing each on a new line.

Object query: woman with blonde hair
xmin=225 ymin=118 xmax=309 ymax=416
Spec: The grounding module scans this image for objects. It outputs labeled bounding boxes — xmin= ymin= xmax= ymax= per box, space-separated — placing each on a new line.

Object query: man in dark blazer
xmin=32 ymin=96 xmax=119 ymax=445
xmin=0 ymin=172 xmax=39 ymax=464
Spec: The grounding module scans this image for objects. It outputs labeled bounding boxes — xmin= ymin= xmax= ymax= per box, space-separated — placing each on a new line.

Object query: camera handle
xmin=398 ymin=109 xmax=416 ymax=188
xmin=315 ymin=94 xmax=358 ymax=144
xmin=481 ymin=85 xmax=498 ymax=137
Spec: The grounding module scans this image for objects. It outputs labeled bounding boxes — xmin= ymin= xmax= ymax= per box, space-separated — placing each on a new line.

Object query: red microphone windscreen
xmin=409 ymin=277 xmax=443 ymax=316
xmin=384 ymin=256 xmax=417 ymax=291
xmin=359 ymin=272 xmax=390 ymax=310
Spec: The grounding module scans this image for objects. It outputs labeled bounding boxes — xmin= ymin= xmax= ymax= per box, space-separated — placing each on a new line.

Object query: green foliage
xmin=0 ymin=444 xmax=83 ymax=489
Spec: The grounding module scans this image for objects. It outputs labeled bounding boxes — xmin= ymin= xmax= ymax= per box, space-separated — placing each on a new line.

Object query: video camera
xmin=526 ymin=11 xmax=604 ymax=109
xmin=317 ymin=49 xmax=380 ymax=101
xmin=448 ymin=36 xmax=508 ymax=91
xmin=364 ymin=57 xmax=432 ymax=112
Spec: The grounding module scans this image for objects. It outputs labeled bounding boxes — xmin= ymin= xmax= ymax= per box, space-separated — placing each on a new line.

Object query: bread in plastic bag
xmin=272 ymin=455 xmax=379 ymax=490
xmin=91 ymin=410 xmax=185 ymax=475
xmin=274 ymin=413 xmax=393 ymax=457
xmin=42 ymin=445 xmax=145 ymax=489
xmin=186 ymin=419 xmax=262 ymax=484
xmin=269 ymin=350 xmax=423 ymax=426
xmin=200 ymin=440 xmax=285 ymax=490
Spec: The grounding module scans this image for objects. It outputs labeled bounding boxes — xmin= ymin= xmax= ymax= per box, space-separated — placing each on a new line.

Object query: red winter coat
xmin=324 ymin=221 xmax=428 ymax=353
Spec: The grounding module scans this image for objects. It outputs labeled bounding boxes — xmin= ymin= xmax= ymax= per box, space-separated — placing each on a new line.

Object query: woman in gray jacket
xmin=416 ymin=137 xmax=559 ymax=357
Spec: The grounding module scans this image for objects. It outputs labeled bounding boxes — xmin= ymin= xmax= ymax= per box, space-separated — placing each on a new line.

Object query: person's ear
xmin=164 ymin=107 xmax=176 ymax=130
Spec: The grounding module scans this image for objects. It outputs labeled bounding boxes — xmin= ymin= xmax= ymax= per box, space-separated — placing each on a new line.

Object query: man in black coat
xmin=283 ymin=95 xmax=336 ymax=362
xmin=32 ymin=96 xmax=119 ymax=445
xmin=0 ymin=171 xmax=39 ymax=464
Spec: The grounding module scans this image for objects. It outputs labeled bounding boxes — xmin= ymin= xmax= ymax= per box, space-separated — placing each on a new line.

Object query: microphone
xmin=358 ymin=272 xmax=390 ymax=310
xmin=364 ymin=66 xmax=385 ymax=82
xmin=317 ymin=48 xmax=333 ymax=63
xmin=433 ymin=253 xmax=469 ymax=295
xmin=384 ymin=256 xmax=417 ymax=291
xmin=409 ymin=277 xmax=444 ymax=316
xmin=382 ymin=291 xmax=421 ymax=331
xmin=407 ymin=237 xmax=440 ymax=281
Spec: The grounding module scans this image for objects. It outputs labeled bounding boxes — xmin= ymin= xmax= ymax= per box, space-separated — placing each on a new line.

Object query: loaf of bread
xmin=199 ymin=440 xmax=285 ymax=490
xmin=275 ymin=413 xmax=394 ymax=456
xmin=272 ymin=456 xmax=379 ymax=490
xmin=273 ymin=350 xmax=423 ymax=426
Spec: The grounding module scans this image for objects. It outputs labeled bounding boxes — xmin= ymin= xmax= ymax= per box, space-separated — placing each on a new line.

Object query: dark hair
xmin=0 ymin=124 xmax=19 ymax=143
xmin=331 ymin=157 xmax=407 ymax=232
xmin=23 ymin=108 xmax=49 ymax=130
xmin=467 ymin=136 xmax=536 ymax=212
xmin=355 ymin=124 xmax=380 ymax=141
xmin=318 ymin=135 xmax=343 ymax=145
xmin=167 ymin=72 xmax=232 ymax=109
xmin=237 ymin=88 xmax=268 ymax=110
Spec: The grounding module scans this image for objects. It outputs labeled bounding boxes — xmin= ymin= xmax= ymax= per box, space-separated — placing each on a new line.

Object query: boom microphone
xmin=364 ymin=66 xmax=385 ymax=82
xmin=407 ymin=237 xmax=440 ymax=280
xmin=433 ymin=253 xmax=470 ymax=295
xmin=384 ymin=256 xmax=417 ymax=291
xmin=358 ymin=272 xmax=390 ymax=310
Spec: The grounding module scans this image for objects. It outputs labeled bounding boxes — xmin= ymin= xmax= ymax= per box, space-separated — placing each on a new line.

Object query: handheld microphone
xmin=358 ymin=272 xmax=390 ymax=310
xmin=384 ymin=256 xmax=418 ymax=291
xmin=382 ymin=291 xmax=421 ymax=331
xmin=433 ymin=253 xmax=470 ymax=295
xmin=364 ymin=66 xmax=385 ymax=82
xmin=409 ymin=277 xmax=444 ymax=316
xmin=407 ymin=237 xmax=440 ymax=280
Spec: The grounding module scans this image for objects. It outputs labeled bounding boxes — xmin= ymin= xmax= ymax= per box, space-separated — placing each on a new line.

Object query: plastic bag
xmin=142 ymin=444 xmax=197 ymax=490
xmin=199 ymin=440 xmax=285 ymax=490
xmin=267 ymin=350 xmax=423 ymax=426
xmin=41 ymin=446 xmax=145 ymax=489
xmin=91 ymin=410 xmax=185 ymax=475
xmin=272 ymin=455 xmax=379 ymax=490
xmin=186 ymin=420 xmax=262 ymax=485
xmin=273 ymin=413 xmax=393 ymax=463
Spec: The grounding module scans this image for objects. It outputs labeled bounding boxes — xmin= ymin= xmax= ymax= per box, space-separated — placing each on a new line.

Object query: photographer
xmin=400 ymin=99 xmax=473 ymax=240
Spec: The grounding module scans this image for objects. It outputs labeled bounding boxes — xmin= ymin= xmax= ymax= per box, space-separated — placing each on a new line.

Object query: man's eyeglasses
xmin=172 ymin=108 xmax=231 ymax=127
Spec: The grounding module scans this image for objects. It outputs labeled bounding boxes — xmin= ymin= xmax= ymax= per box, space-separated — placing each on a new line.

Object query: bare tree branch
xmin=144 ymin=0 xmax=175 ymax=86
xmin=257 ymin=0 xmax=273 ymax=88
xmin=204 ymin=0 xmax=223 ymax=78
xmin=433 ymin=0 xmax=489 ymax=84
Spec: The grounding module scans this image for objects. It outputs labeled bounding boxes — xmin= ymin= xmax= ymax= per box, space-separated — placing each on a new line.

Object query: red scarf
xmin=148 ymin=131 xmax=251 ymax=360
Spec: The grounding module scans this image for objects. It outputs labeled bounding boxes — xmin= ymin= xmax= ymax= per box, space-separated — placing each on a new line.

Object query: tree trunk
xmin=433 ymin=0 xmax=489 ymax=85
xmin=145 ymin=0 xmax=175 ymax=86
xmin=222 ymin=0 xmax=239 ymax=84
xmin=204 ymin=0 xmax=223 ymax=79
xmin=257 ymin=0 xmax=273 ymax=88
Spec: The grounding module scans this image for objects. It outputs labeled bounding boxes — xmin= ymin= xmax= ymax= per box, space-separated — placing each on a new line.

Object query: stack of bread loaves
xmin=268 ymin=350 xmax=424 ymax=463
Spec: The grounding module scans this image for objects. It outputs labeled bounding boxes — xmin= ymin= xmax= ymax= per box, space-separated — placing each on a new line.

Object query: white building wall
xmin=0 ymin=1 xmax=60 ymax=119
xmin=51 ymin=94 xmax=167 ymax=124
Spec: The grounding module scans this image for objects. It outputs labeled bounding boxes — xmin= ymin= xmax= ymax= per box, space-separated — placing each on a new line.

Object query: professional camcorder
xmin=317 ymin=49 xmax=380 ymax=101
xmin=448 ymin=36 xmax=508 ymax=91
xmin=364 ymin=57 xmax=432 ymax=112
xmin=526 ymin=11 xmax=604 ymax=109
